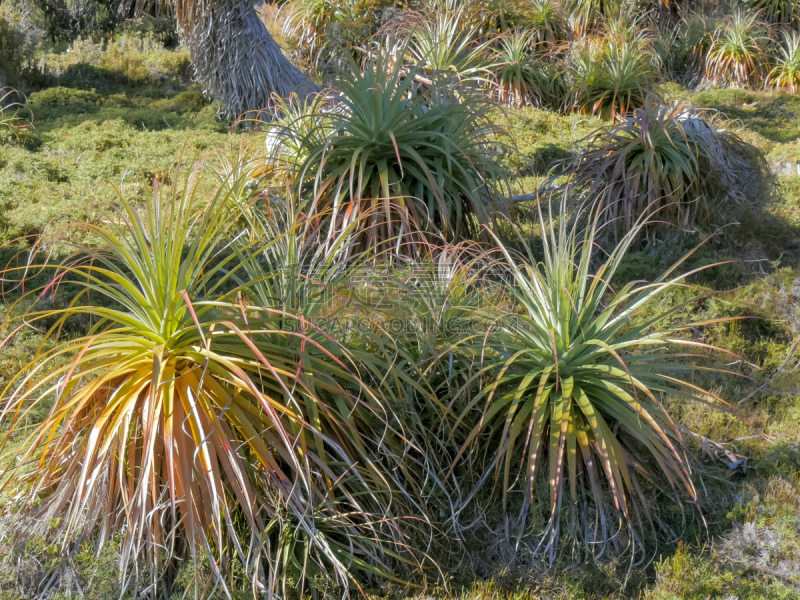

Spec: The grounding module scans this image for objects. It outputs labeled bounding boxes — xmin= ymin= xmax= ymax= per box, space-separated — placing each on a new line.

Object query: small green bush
xmin=34 ymin=33 xmax=192 ymax=92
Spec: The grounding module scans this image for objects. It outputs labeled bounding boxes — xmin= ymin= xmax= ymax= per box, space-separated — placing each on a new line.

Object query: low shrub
xmin=34 ymin=33 xmax=192 ymax=91
xmin=115 ymin=16 xmax=180 ymax=48
xmin=25 ymin=85 xmax=219 ymax=132
xmin=648 ymin=543 xmax=797 ymax=599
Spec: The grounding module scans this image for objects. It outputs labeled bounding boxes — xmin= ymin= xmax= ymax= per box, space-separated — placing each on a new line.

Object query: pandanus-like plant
xmin=0 ymin=88 xmax=33 ymax=145
xmin=449 ymin=198 xmax=738 ymax=561
xmin=526 ymin=0 xmax=567 ymax=48
xmin=566 ymin=38 xmax=654 ymax=119
xmin=705 ymin=10 xmax=770 ymax=88
xmin=405 ymin=9 xmax=494 ymax=89
xmin=267 ymin=52 xmax=508 ymax=252
xmin=769 ymin=31 xmax=800 ymax=92
xmin=492 ymin=29 xmax=556 ymax=108
xmin=0 ymin=165 xmax=415 ymax=596
xmin=563 ymin=95 xmax=770 ymax=243
xmin=565 ymin=0 xmax=619 ymax=37
xmin=745 ymin=0 xmax=800 ymax=27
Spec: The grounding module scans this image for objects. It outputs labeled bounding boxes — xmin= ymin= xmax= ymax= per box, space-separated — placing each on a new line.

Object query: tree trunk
xmin=175 ymin=0 xmax=319 ymax=118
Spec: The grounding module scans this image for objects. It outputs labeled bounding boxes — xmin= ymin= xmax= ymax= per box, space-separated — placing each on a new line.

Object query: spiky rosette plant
xmin=0 ymin=167 xmax=417 ymax=596
xmin=565 ymin=0 xmax=619 ymax=37
xmin=267 ymin=52 xmax=508 ymax=252
xmin=346 ymin=241 xmax=498 ymax=540
xmin=492 ymin=29 xmax=546 ymax=107
xmin=566 ymin=38 xmax=654 ymax=119
xmin=657 ymin=13 xmax=717 ymax=86
xmin=0 ymin=87 xmax=33 ymax=146
xmin=705 ymin=10 xmax=770 ymax=88
xmin=405 ymin=10 xmax=494 ymax=89
xmin=449 ymin=198 xmax=738 ymax=561
xmin=769 ymin=31 xmax=800 ymax=92
xmin=562 ymin=95 xmax=771 ymax=243
xmin=490 ymin=29 xmax=566 ymax=109
xmin=263 ymin=91 xmax=332 ymax=177
xmin=525 ymin=0 xmax=567 ymax=48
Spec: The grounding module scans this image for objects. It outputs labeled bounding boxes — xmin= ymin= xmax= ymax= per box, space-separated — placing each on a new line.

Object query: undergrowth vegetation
xmin=0 ymin=1 xmax=800 ymax=599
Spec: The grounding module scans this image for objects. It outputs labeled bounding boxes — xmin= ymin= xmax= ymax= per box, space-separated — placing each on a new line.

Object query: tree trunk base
xmin=176 ymin=0 xmax=320 ymax=119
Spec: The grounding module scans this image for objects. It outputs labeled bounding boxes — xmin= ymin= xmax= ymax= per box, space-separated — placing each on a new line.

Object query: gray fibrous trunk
xmin=176 ymin=0 xmax=319 ymax=118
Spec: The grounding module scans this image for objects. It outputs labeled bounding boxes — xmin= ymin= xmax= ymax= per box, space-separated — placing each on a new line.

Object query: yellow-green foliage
xmin=35 ymin=33 xmax=191 ymax=89
xmin=489 ymin=106 xmax=603 ymax=192
xmin=0 ymin=31 xmax=234 ymax=242
xmin=0 ymin=116 xmax=234 ymax=240
xmin=648 ymin=542 xmax=797 ymax=599
xmin=0 ymin=16 xmax=23 ymax=88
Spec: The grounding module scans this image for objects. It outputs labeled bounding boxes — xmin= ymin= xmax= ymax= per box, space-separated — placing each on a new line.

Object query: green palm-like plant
xmin=657 ymin=13 xmax=717 ymax=86
xmin=705 ymin=10 xmax=770 ymax=88
xmin=282 ymin=0 xmax=338 ymax=66
xmin=0 ymin=169 xmax=411 ymax=595
xmin=525 ymin=0 xmax=567 ymax=47
xmin=769 ymin=31 xmax=800 ymax=92
xmin=564 ymin=0 xmax=619 ymax=36
xmin=264 ymin=91 xmax=332 ymax=177
xmin=563 ymin=95 xmax=770 ymax=243
xmin=450 ymin=198 xmax=736 ymax=560
xmin=492 ymin=29 xmax=556 ymax=107
xmin=406 ymin=10 xmax=494 ymax=88
xmin=282 ymin=0 xmax=384 ymax=69
xmin=567 ymin=39 xmax=654 ymax=119
xmin=601 ymin=9 xmax=653 ymax=45
xmin=351 ymin=242 xmax=495 ymax=534
xmin=268 ymin=52 xmax=508 ymax=250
